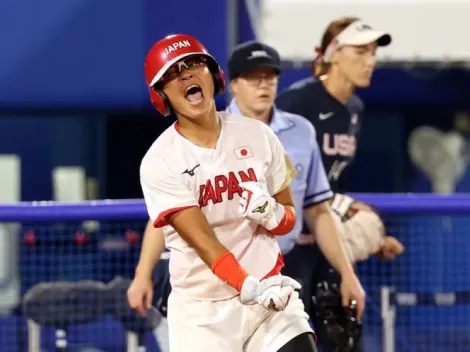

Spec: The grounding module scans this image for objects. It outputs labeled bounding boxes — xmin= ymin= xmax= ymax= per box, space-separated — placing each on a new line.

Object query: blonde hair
xmin=313 ymin=16 xmax=360 ymax=77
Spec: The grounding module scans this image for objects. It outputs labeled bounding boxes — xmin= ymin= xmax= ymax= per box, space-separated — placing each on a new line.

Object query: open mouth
xmin=184 ymin=85 xmax=203 ymax=104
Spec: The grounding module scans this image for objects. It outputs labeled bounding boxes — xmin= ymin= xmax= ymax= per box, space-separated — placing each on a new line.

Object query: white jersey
xmin=140 ymin=112 xmax=296 ymax=301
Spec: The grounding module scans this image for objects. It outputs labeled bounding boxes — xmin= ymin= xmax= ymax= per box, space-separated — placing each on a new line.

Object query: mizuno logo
xmin=253 ymin=201 xmax=268 ymax=214
xmin=182 ymin=164 xmax=200 ymax=177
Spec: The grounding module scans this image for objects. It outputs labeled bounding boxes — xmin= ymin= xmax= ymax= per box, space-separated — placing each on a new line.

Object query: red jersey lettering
xmin=198 ymin=168 xmax=258 ymax=207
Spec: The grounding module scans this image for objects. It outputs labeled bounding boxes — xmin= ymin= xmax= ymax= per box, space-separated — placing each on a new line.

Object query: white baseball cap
xmin=323 ymin=20 xmax=392 ymax=63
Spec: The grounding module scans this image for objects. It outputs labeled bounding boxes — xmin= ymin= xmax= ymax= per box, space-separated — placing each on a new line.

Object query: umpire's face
xmin=230 ymin=68 xmax=279 ymax=115
xmin=334 ymin=42 xmax=378 ymax=88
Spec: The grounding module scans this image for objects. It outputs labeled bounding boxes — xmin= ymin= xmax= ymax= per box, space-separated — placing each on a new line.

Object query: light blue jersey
xmin=226 ymin=100 xmax=333 ymax=254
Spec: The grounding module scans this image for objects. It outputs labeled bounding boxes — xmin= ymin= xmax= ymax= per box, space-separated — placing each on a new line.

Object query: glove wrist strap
xmin=269 ymin=205 xmax=296 ymax=236
xmin=331 ymin=193 xmax=355 ymax=218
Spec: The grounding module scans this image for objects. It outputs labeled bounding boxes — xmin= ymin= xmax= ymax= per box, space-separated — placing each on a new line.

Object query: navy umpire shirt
xmin=276 ymin=77 xmax=364 ymax=193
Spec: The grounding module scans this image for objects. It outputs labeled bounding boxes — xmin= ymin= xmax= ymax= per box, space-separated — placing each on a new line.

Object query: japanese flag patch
xmin=234 ymin=146 xmax=253 ymax=159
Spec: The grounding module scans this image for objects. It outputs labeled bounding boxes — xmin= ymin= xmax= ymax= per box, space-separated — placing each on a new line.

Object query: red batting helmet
xmin=144 ymin=34 xmax=225 ymax=117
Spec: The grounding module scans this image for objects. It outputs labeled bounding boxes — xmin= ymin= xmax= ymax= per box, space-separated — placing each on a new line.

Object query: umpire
xmin=227 ymin=40 xmax=365 ymax=349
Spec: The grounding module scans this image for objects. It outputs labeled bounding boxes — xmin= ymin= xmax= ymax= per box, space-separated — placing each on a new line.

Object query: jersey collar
xmin=225 ymin=99 xmax=291 ymax=133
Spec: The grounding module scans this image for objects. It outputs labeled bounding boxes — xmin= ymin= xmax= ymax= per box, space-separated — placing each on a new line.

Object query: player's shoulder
xmin=276 ymin=77 xmax=324 ymax=109
xmin=220 ymin=111 xmax=280 ymax=147
xmin=144 ymin=123 xmax=178 ymax=157
xmin=288 ymin=76 xmax=319 ymax=90
xmin=280 ymin=77 xmax=320 ymax=96
xmin=220 ymin=111 xmax=270 ymax=131
xmin=140 ymin=124 xmax=178 ymax=176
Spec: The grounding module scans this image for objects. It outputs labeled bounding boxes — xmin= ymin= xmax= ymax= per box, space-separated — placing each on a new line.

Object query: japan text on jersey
xmin=197 ymin=165 xmax=257 ymax=208
xmin=276 ymin=77 xmax=364 ymax=192
xmin=139 ymin=112 xmax=296 ymax=301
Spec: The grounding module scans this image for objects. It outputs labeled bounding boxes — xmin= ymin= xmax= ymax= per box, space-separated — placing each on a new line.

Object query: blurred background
xmin=1 ymin=0 xmax=470 ymax=351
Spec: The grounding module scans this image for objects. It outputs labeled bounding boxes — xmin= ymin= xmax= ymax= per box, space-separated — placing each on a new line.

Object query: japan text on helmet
xmin=144 ymin=34 xmax=225 ymax=116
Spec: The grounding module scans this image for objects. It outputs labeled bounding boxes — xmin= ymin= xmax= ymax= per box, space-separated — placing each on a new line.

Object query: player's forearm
xmin=304 ymin=203 xmax=354 ymax=276
xmin=135 ymin=219 xmax=165 ymax=278
xmin=170 ymin=210 xmax=228 ymax=265
xmin=169 ymin=207 xmax=248 ymax=291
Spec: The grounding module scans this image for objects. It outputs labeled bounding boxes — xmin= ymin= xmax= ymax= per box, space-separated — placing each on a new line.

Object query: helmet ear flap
xmin=213 ymin=67 xmax=226 ymax=95
xmin=206 ymin=58 xmax=225 ymax=95
xmin=149 ymin=86 xmax=173 ymax=117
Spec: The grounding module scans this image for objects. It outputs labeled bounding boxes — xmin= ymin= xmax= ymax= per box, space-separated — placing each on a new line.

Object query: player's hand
xmin=239 ymin=275 xmax=301 ymax=311
xmin=376 ymin=236 xmax=405 ymax=260
xmin=340 ymin=272 xmax=366 ymax=320
xmin=238 ymin=182 xmax=283 ymax=231
xmin=127 ymin=274 xmax=154 ymax=317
